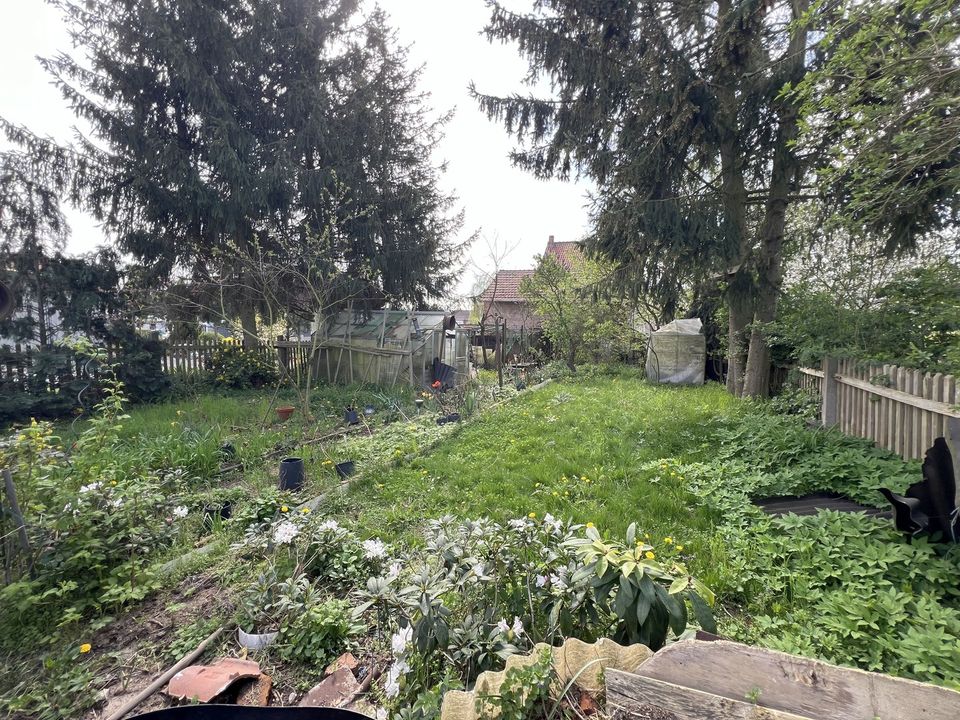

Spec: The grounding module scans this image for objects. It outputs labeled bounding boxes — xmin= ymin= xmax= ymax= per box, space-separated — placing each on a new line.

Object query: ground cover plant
xmin=344 ymin=369 xmax=960 ymax=688
xmin=3 ymin=366 xmax=958 ymax=720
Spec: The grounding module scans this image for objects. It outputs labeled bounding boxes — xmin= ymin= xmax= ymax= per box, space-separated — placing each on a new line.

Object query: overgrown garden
xmin=2 ymin=368 xmax=957 ymax=719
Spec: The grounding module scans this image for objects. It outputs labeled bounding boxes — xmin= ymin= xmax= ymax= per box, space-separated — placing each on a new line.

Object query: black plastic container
xmin=131 ymin=706 xmax=371 ymax=720
xmin=202 ymin=501 xmax=233 ymax=531
xmin=344 ymin=406 xmax=360 ymax=425
xmin=334 ymin=460 xmax=356 ymax=479
xmin=278 ymin=457 xmax=305 ymax=491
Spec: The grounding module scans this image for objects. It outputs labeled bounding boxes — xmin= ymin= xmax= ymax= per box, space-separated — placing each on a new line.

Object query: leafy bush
xmin=207 ymin=345 xmax=280 ymax=389
xmin=232 ymin=508 xmax=714 ymax=715
xmin=674 ymin=402 xmax=960 ymax=686
xmin=0 ymin=371 xmax=199 ymax=638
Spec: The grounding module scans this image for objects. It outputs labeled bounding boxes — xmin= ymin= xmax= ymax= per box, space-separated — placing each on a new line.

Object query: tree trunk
xmin=714 ymin=0 xmax=752 ymax=397
xmin=726 ymin=276 xmax=753 ymax=396
xmin=33 ymin=251 xmax=48 ymax=347
xmin=742 ymin=0 xmax=810 ymax=398
xmin=565 ymin=341 xmax=577 ymax=373
xmin=239 ymin=299 xmax=258 ymax=350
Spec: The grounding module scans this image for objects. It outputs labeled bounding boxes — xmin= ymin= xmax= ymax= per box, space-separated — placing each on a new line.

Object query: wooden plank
xmin=821 ymin=358 xmax=838 ymax=428
xmin=836 ymin=372 xmax=960 ymax=419
xmin=798 ymin=367 xmax=824 ymax=379
xmin=606 ymin=670 xmax=813 ymax=720
xmin=922 ymin=373 xmax=934 ymax=457
xmin=632 ymin=640 xmax=960 ymax=720
xmin=911 ymin=369 xmax=923 ymax=458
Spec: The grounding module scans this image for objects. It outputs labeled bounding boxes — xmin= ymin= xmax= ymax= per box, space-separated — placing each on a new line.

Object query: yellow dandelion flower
xmin=664 ymin=537 xmax=673 ymax=544
xmin=301 ymin=508 xmax=311 ymax=514
xmin=645 ymin=551 xmax=655 ymax=560
xmin=528 ymin=512 xmax=537 ymax=519
xmin=676 ymin=545 xmax=684 ymax=551
xmin=585 ymin=522 xmax=594 ymax=528
xmin=80 ymin=643 xmax=92 ymax=654
xmin=280 ymin=506 xmax=289 ymax=513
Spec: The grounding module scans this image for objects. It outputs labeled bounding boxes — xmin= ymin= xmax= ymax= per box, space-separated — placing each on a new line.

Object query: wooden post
xmin=2 ymin=468 xmax=33 ymax=578
xmin=495 ymin=317 xmax=503 ymax=389
xmin=948 ymin=416 xmax=960 ymax=508
xmin=821 ymin=357 xmax=838 ymax=428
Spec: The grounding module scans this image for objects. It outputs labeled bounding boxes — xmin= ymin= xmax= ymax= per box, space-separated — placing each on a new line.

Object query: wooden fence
xmin=798 ymin=357 xmax=960 ymax=462
xmin=1 ymin=339 xmax=316 ymax=388
xmin=162 ymin=339 xmax=314 ymax=377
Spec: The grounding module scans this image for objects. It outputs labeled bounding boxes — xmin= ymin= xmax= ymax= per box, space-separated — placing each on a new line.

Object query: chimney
xmin=548 ymin=235 xmax=555 ymax=246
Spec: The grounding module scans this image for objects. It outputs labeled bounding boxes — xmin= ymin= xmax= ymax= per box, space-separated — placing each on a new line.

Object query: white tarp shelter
xmin=645 ymin=318 xmax=706 ymax=385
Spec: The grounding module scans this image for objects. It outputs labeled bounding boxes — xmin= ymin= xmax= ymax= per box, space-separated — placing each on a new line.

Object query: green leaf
xmin=689 ymin=590 xmax=717 ymax=634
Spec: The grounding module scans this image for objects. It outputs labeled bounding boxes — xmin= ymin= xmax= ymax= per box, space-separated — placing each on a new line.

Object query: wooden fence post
xmin=821 ymin=357 xmax=839 ymax=428
xmin=948 ymin=416 xmax=960 ymax=507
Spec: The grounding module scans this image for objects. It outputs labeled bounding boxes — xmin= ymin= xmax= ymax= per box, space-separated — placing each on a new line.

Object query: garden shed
xmin=314 ymin=305 xmax=474 ymax=388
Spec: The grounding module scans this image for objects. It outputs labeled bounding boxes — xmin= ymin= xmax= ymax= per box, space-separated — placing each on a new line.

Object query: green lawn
xmin=344 ymin=372 xmax=738 ymax=586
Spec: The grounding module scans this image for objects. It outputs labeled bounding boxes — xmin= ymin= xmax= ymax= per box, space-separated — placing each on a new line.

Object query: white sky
xmin=0 ymin=1 xmax=593 ymax=303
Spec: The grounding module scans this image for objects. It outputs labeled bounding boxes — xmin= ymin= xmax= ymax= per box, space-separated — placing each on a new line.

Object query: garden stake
xmin=2 ymin=468 xmax=33 ymax=578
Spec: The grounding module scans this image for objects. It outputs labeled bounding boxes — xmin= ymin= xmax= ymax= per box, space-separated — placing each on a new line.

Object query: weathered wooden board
xmin=629 ymin=640 xmax=960 ymax=720
xmin=607 ymin=670 xmax=814 ymax=720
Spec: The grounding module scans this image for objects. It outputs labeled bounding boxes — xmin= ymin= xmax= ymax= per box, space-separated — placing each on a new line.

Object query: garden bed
xmin=3 ymin=367 xmax=958 ymax=720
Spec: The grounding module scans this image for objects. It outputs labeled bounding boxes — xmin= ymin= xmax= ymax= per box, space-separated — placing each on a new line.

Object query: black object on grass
xmin=278 ymin=457 xmax=305 ymax=492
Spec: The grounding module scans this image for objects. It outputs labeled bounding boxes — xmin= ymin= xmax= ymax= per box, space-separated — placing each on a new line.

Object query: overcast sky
xmin=0 ymin=1 xmax=593 ymax=303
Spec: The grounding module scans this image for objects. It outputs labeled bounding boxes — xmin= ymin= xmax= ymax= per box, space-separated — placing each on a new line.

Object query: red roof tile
xmin=477 ymin=269 xmax=534 ymax=304
xmin=545 ymin=240 xmax=582 ymax=268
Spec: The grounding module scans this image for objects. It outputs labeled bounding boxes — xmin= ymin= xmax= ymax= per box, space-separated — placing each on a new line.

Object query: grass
xmin=344 ymin=371 xmax=738 ymax=586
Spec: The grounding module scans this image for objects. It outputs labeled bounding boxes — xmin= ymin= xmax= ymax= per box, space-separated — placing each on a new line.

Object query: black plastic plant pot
xmin=131 ymin=706 xmax=372 ymax=720
xmin=344 ymin=407 xmax=360 ymax=425
xmin=202 ymin=501 xmax=233 ymax=529
xmin=278 ymin=457 xmax=305 ymax=492
xmin=335 ymin=460 xmax=356 ymax=479
xmin=415 ymin=398 xmax=424 ymax=408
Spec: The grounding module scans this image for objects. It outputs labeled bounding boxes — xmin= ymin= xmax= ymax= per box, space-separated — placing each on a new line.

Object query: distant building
xmin=474 ymin=235 xmax=583 ymax=334
xmin=471 ymin=235 xmax=584 ymax=361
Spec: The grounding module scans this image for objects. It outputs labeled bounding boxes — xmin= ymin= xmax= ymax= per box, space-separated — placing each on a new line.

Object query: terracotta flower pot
xmin=276 ymin=406 xmax=295 ymax=422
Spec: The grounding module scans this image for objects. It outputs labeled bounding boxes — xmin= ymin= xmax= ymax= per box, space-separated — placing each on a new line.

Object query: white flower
xmin=535 ymin=574 xmax=548 ymax=588
xmin=362 ymin=538 xmax=388 ymax=560
xmin=384 ymin=659 xmax=410 ymax=699
xmin=273 ymin=520 xmax=299 ymax=545
xmin=543 ymin=513 xmax=563 ymax=533
xmin=386 ymin=561 xmax=403 ymax=580
xmin=550 ymin=572 xmax=568 ymax=591
xmin=384 ymin=672 xmax=400 ymax=699
xmin=376 ymin=710 xmax=388 ymax=720
xmin=173 ymin=505 xmax=188 ymax=519
xmin=511 ymin=616 xmax=525 ymax=637
xmin=79 ymin=482 xmax=101 ymax=494
xmin=496 ymin=618 xmax=510 ymax=635
xmin=110 ymin=497 xmax=124 ymax=509
xmin=317 ymin=519 xmax=340 ymax=532
xmin=391 ymin=625 xmax=412 ymax=657
xmin=508 ymin=518 xmax=529 ymax=531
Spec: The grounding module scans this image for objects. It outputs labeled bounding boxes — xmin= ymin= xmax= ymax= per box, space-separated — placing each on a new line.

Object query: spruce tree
xmin=474 ymin=0 xmax=816 ymax=396
xmin=7 ymin=0 xmax=462 ymax=345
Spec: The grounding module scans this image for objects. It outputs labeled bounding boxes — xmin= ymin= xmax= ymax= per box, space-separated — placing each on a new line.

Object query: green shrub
xmin=207 ymin=345 xmax=280 ymax=389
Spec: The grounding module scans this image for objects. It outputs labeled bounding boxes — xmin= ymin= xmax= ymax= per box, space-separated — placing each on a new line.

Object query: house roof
xmin=477 ymin=269 xmax=534 ymax=305
xmin=545 ymin=240 xmax=582 ymax=268
xmin=474 ymin=236 xmax=584 ymax=309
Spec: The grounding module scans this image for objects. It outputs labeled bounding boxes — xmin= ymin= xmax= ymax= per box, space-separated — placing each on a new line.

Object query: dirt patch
xmin=86 ymin=572 xmax=232 ymax=719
